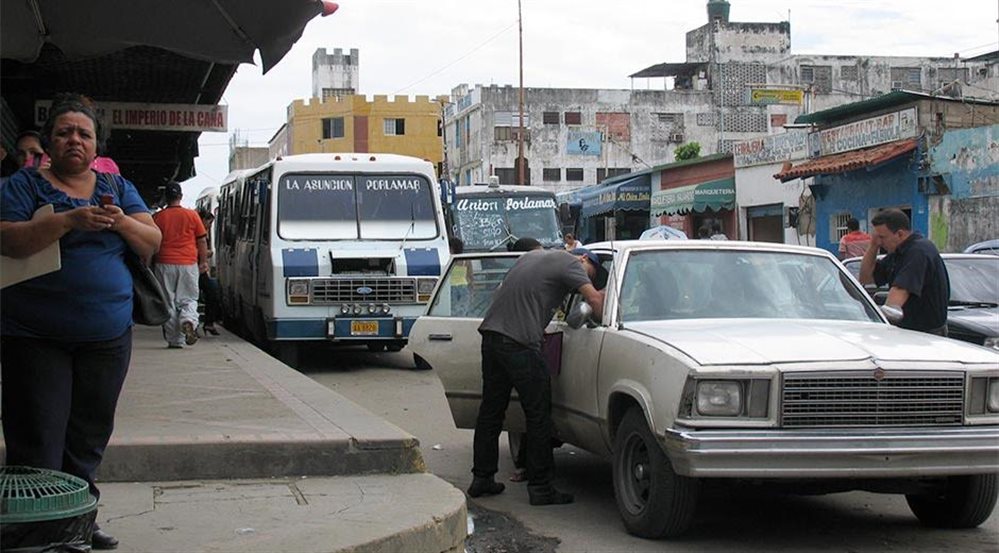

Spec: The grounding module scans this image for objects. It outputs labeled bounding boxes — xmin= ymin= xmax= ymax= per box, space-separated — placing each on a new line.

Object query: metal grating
xmin=782 ymin=372 xmax=965 ymax=428
xmin=311 ymin=278 xmax=417 ymax=304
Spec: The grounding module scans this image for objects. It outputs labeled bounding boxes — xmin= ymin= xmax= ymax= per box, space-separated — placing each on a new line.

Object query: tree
xmin=674 ymin=142 xmax=701 ymax=161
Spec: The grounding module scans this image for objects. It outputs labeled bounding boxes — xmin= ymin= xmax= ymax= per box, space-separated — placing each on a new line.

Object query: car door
xmin=408 ymin=253 xmax=526 ymax=432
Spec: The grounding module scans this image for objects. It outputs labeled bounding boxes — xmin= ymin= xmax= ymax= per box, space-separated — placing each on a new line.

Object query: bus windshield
xmin=278 ymin=173 xmax=438 ymax=240
xmin=453 ymin=194 xmax=561 ymax=251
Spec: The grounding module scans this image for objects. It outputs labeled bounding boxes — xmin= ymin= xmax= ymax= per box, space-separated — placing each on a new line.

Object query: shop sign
xmin=747 ymin=88 xmax=804 ymax=105
xmin=733 ymin=130 xmax=809 ymax=168
xmin=567 ymin=131 xmax=602 ymax=156
xmin=812 ymin=107 xmax=917 ymax=157
xmin=35 ymin=100 xmax=228 ymax=132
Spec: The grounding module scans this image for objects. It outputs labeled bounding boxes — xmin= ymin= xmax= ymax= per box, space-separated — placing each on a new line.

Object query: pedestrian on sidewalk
xmin=470 ymin=240 xmax=604 ymax=506
xmin=153 ymin=182 xmax=209 ymax=348
xmin=1 ymin=93 xmax=162 ymax=550
xmin=838 ymin=217 xmax=871 ymax=260
xmin=197 ymin=207 xmax=222 ymax=335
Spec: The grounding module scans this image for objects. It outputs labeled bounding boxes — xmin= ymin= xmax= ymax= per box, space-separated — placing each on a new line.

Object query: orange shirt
xmin=839 ymin=230 xmax=871 ymax=258
xmin=153 ymin=206 xmax=207 ymax=265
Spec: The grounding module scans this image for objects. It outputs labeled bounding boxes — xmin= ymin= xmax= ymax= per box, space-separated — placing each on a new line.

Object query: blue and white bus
xmin=215 ymin=154 xmax=450 ymax=363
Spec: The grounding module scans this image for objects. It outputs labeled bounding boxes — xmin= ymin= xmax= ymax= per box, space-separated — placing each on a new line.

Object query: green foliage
xmin=674 ymin=142 xmax=701 ymax=161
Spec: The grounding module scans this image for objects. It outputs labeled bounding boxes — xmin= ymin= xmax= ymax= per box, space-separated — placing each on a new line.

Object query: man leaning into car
xmin=468 ymin=240 xmax=604 ymax=506
xmin=860 ymin=208 xmax=950 ymax=335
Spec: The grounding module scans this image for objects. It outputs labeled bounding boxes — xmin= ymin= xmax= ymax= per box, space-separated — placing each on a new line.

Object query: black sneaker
xmin=467 ymin=477 xmax=505 ymax=498
xmin=528 ymin=486 xmax=574 ymax=505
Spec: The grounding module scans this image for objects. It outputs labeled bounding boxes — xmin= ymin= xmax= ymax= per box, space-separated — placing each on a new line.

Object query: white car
xmin=409 ymin=241 xmax=999 ymax=539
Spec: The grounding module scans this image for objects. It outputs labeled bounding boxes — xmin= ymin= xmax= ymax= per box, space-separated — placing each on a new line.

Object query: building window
xmin=543 ymin=111 xmax=560 ymax=125
xmin=597 ymin=168 xmax=630 ymax=182
xmin=937 ymin=67 xmax=969 ymax=89
xmin=800 ymin=65 xmax=832 ymax=93
xmin=543 ymin=168 xmax=561 ymax=181
xmin=383 ymin=118 xmax=405 ymax=135
xmin=770 ymin=114 xmax=788 ymax=129
xmin=564 ymin=111 xmax=582 ymax=125
xmin=565 ymin=168 xmax=584 ymax=181
xmin=831 ymin=212 xmax=852 ymax=243
xmin=494 ymin=126 xmax=528 ymax=142
xmin=494 ymin=168 xmax=516 ymax=184
xmin=322 ymin=117 xmax=345 ymax=139
xmin=890 ymin=67 xmax=922 ymax=89
xmin=840 ymin=65 xmax=858 ymax=80
xmin=322 ymin=88 xmax=354 ymax=99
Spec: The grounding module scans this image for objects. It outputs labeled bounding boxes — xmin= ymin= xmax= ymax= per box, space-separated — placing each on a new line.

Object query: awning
xmin=650 ymin=177 xmax=736 ymax=216
xmin=555 ymin=187 xmax=587 ymax=207
xmin=773 ymin=138 xmax=918 ymax=182
xmin=1 ymin=0 xmax=337 ymax=73
xmin=581 ymin=175 xmax=651 ymax=218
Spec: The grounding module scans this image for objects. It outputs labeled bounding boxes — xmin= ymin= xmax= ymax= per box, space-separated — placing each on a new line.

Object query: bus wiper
xmin=949 ymin=300 xmax=999 ymax=308
xmin=489 ymin=219 xmax=516 ymax=251
xmin=399 ymin=203 xmax=416 ymax=253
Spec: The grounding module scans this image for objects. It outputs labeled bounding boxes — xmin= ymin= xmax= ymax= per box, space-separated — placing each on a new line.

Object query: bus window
xmin=357 ymin=175 xmax=438 ymax=240
xmin=278 ymin=174 xmax=358 ymax=240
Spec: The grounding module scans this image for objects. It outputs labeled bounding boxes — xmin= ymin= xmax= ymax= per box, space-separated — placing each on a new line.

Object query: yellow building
xmin=282 ymin=94 xmax=448 ymax=175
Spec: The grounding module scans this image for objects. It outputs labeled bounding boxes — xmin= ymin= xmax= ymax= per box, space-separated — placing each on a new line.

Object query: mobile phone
xmin=31 ymin=153 xmax=42 ymax=168
xmin=101 ymin=194 xmax=114 ymax=207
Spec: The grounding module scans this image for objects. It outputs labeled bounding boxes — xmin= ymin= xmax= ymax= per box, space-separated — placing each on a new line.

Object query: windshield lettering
xmin=506 ymin=197 xmax=556 ymax=210
xmin=365 ymin=178 xmax=422 ymax=192
xmin=455 ymin=198 xmax=500 ymax=211
xmin=284 ymin=177 xmax=353 ymax=191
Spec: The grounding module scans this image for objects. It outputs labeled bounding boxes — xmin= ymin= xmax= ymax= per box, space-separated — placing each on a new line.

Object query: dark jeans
xmin=1 ymin=329 xmax=132 ymax=499
xmin=473 ymin=331 xmax=554 ymax=488
xmin=199 ymin=272 xmax=221 ymax=326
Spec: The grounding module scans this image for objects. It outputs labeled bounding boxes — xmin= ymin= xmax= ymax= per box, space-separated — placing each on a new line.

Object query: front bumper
xmin=267 ymin=317 xmax=417 ymax=341
xmin=664 ymin=426 xmax=999 ymax=478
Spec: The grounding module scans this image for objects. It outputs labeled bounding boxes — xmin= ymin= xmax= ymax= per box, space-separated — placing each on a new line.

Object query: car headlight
xmin=989 ymin=378 xmax=999 ymax=413
xmin=417 ymin=277 xmax=438 ymax=302
xmin=696 ymin=381 xmax=743 ymax=416
xmin=287 ymin=279 xmax=310 ymax=304
xmin=984 ymin=336 xmax=999 ymax=351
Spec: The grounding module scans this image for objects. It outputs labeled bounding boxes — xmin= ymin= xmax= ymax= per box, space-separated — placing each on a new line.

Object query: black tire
xmin=613 ymin=407 xmax=700 ymax=538
xmin=905 ymin=474 xmax=998 ymax=529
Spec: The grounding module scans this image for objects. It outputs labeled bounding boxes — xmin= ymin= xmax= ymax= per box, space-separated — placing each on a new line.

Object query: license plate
xmin=350 ymin=320 xmax=379 ymax=336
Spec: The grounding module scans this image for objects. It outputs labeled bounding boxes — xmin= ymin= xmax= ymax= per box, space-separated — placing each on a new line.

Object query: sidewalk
xmin=0 ymin=326 xmax=467 ymax=552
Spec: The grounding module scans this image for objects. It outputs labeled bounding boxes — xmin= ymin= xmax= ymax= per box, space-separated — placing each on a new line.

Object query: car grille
xmin=310 ymin=278 xmax=417 ymax=304
xmin=781 ymin=372 xmax=965 ymax=428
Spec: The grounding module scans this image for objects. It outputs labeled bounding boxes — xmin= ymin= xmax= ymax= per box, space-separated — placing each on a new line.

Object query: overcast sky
xmin=181 ymin=0 xmax=999 ymax=203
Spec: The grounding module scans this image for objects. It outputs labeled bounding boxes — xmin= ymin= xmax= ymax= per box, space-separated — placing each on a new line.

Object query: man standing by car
xmin=469 ymin=245 xmax=604 ymax=506
xmin=153 ymin=182 xmax=209 ymax=348
xmin=860 ymin=208 xmax=949 ymax=335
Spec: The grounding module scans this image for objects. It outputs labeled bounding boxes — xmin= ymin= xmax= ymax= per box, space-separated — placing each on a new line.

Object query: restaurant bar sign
xmin=733 ymin=130 xmax=809 ymax=168
xmin=811 ymin=107 xmax=917 ymax=157
xmin=35 ymin=100 xmax=228 ymax=132
xmin=747 ymin=88 xmax=804 ymax=106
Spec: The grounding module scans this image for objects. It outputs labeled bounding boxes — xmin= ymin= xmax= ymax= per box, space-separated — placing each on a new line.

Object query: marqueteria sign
xmin=35 ymin=101 xmax=228 ymax=132
xmin=811 ymin=107 xmax=917 ymax=157
xmin=733 ymin=129 xmax=809 ymax=168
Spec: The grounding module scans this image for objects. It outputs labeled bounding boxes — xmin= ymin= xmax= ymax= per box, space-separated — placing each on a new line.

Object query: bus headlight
xmin=341 ymin=304 xmax=351 ymax=314
xmin=417 ymin=278 xmax=438 ymax=302
xmin=287 ymin=279 xmax=310 ymax=304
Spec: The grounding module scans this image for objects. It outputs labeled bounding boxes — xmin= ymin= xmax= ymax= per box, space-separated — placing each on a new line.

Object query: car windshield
xmin=453 ymin=194 xmax=560 ymax=251
xmin=945 ymin=256 xmax=999 ymax=304
xmin=619 ymin=249 xmax=881 ymax=323
xmin=278 ymin=173 xmax=438 ymax=240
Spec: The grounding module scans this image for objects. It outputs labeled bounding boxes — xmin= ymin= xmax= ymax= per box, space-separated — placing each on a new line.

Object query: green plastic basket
xmin=0 ymin=466 xmax=97 ymax=523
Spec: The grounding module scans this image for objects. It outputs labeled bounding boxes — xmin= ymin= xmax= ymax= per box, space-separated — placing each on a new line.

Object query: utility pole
xmin=517 ymin=0 xmax=526 ymax=185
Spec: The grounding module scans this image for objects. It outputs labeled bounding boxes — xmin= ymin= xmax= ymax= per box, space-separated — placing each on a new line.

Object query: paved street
xmin=300 ymin=346 xmax=999 ymax=553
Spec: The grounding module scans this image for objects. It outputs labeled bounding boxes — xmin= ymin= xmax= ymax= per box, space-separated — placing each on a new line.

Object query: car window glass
xmin=619 ymin=250 xmax=881 ymax=323
xmin=946 ymin=257 xmax=999 ymax=303
xmin=428 ymin=256 xmax=519 ymax=318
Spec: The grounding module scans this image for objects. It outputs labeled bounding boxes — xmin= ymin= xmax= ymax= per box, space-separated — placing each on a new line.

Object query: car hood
xmin=624 ymin=319 xmax=999 ymax=365
xmin=948 ymin=305 xmax=999 ymax=337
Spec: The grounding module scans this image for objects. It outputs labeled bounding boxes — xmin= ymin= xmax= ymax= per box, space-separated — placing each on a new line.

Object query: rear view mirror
xmin=872 ymin=291 xmax=889 ymax=306
xmin=566 ymin=302 xmax=593 ymax=329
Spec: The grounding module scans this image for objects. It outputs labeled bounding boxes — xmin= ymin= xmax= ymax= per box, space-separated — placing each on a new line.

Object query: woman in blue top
xmin=1 ymin=93 xmax=161 ymax=550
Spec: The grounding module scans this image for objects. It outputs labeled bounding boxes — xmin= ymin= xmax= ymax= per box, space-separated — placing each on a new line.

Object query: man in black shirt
xmin=860 ymin=209 xmax=950 ymax=335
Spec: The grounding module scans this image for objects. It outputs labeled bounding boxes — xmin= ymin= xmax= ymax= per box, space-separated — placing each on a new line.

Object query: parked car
xmin=410 ymin=241 xmax=999 ymax=539
xmin=842 ymin=254 xmax=999 ymax=350
xmin=964 ymin=239 xmax=999 ymax=256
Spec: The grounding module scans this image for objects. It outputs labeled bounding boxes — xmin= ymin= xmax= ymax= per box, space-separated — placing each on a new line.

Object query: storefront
xmin=648 ymin=153 xmax=736 ymax=239
xmin=579 ymin=174 xmax=651 ymax=242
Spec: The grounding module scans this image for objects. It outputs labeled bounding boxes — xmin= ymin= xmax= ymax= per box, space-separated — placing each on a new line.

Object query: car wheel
xmin=905 ymin=474 xmax=998 ymax=528
xmin=613 ymin=407 xmax=700 ymax=538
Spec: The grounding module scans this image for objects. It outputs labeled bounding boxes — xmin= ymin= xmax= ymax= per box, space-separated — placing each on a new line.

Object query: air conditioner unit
xmin=891 ymin=81 xmax=904 ymax=90
xmin=670 ymin=132 xmax=685 ymax=143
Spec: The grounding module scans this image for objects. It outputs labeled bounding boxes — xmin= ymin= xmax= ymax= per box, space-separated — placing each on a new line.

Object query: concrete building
xmin=312 ymin=48 xmax=359 ymax=100
xmin=772 ymin=92 xmax=999 ymax=254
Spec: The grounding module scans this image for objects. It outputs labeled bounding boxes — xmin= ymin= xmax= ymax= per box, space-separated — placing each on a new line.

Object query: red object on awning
xmin=774 ymin=138 xmax=918 ymax=182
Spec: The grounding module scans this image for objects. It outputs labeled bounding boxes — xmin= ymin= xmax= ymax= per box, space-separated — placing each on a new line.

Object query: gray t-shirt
xmin=479 ymin=249 xmax=591 ymax=350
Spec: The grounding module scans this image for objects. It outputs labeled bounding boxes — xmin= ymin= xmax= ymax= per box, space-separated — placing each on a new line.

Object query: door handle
xmin=428 ymin=333 xmax=453 ymax=341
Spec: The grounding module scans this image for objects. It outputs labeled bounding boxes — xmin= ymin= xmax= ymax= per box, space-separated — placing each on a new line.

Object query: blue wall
xmin=811 ymin=154 xmax=928 ymax=255
xmin=930 ymin=125 xmax=999 ymax=200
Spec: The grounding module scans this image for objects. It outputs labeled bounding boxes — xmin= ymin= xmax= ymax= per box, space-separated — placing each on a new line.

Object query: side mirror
xmin=880 ymin=304 xmax=903 ymax=325
xmin=566 ymin=302 xmax=593 ymax=329
xmin=872 ymin=291 xmax=888 ymax=306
